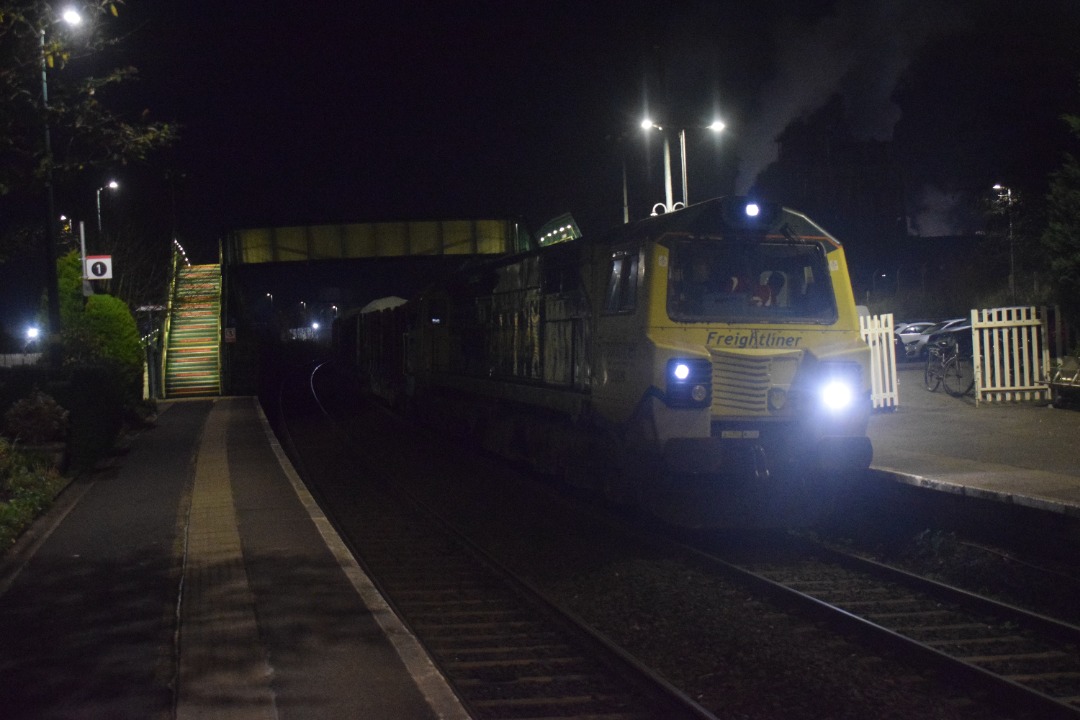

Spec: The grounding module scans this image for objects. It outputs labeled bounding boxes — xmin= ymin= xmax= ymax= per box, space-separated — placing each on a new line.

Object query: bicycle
xmin=924 ymin=337 xmax=976 ymax=397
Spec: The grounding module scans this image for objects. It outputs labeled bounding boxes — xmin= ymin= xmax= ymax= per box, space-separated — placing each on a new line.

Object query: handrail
xmin=216 ymin=238 xmax=224 ymax=394
xmin=160 ymin=238 xmax=190 ymax=399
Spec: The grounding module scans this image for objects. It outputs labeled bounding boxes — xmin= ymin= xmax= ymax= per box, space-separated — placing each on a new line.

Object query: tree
xmin=1 ymin=1 xmax=176 ymax=197
xmin=1041 ymin=104 xmax=1080 ymax=339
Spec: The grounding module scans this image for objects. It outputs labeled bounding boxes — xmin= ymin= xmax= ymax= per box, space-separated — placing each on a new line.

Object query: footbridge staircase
xmin=163 ymin=258 xmax=221 ymax=398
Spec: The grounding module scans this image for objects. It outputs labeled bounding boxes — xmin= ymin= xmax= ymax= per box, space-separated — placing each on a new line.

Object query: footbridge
xmin=158 ymin=218 xmax=529 ymax=398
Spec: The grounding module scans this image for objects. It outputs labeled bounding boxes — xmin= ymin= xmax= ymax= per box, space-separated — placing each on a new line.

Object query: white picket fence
xmin=970 ymin=306 xmax=1051 ymax=405
xmin=860 ymin=306 xmax=1058 ymax=410
xmin=859 ymin=313 xmax=899 ymax=409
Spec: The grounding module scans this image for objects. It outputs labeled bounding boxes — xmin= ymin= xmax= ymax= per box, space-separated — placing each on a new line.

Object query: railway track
xmin=272 ymin=359 xmax=1079 ymax=718
xmin=699 ymin=536 xmax=1080 ymax=719
xmin=278 ymin=363 xmax=717 ymax=720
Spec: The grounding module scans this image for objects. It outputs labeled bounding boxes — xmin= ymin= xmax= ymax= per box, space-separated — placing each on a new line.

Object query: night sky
xmin=114 ymin=1 xmax=1078 ymax=250
xmin=3 ymin=0 xmax=1080 ymax=336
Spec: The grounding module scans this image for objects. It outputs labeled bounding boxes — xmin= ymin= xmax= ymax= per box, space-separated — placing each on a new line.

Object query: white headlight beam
xmin=821 ymin=380 xmax=854 ymax=411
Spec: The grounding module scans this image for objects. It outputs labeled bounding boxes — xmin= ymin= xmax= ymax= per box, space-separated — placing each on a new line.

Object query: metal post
xmin=1008 ymin=201 xmax=1015 ymax=304
xmin=79 ymin=221 xmax=92 ymax=297
xmin=622 ymin=158 xmax=629 ymax=224
xmin=663 ymin=134 xmax=673 ymax=212
xmin=40 ymin=29 xmax=61 ymax=336
xmin=679 ymin=128 xmax=688 ymax=207
xmin=994 ymin=184 xmax=1016 ymax=304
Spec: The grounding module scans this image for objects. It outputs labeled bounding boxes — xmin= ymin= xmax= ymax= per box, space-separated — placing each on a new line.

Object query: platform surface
xmin=867 ymin=364 xmax=1080 ymax=517
xmin=0 ymin=397 xmax=468 ymax=720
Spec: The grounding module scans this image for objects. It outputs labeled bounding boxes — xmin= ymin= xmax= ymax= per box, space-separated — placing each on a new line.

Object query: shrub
xmin=2 ymin=390 xmax=70 ymax=444
xmin=64 ymin=294 xmax=143 ymax=396
xmin=53 ymin=362 xmax=129 ymax=471
xmin=0 ymin=438 xmax=66 ymax=551
xmin=0 ymin=365 xmax=53 ymax=422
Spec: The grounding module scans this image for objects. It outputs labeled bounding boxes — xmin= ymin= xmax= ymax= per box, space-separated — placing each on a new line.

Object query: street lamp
xmin=96 ymin=180 xmax=119 ymax=237
xmin=60 ymin=8 xmax=83 ymax=26
xmin=39 ymin=7 xmax=84 ymax=337
xmin=641 ymin=118 xmax=726 ymax=212
xmin=993 ymin=184 xmax=1015 ymax=304
xmin=25 ymin=327 xmax=41 ymax=352
xmin=640 ymin=119 xmax=674 ymax=212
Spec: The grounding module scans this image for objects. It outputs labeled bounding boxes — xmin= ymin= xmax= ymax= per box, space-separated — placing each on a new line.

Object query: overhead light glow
xmin=61 ymin=7 xmax=83 ymax=25
xmin=745 ymin=203 xmax=760 ymax=217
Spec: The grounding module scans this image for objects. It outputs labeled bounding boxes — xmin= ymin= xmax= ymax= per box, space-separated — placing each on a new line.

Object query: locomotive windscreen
xmin=666 ymin=238 xmax=838 ymax=324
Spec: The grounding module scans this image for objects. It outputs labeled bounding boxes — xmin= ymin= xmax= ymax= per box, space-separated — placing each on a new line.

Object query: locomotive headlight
xmin=815 ymin=362 xmax=862 ymax=413
xmin=820 ymin=380 xmax=854 ymax=411
xmin=666 ymin=358 xmax=711 ymax=408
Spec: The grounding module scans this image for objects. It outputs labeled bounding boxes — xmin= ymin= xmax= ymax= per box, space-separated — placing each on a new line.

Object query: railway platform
xmin=0 ymin=397 xmax=468 ymax=720
xmin=868 ymin=363 xmax=1080 ymax=519
xmin=0 ymin=376 xmax=1078 ymax=718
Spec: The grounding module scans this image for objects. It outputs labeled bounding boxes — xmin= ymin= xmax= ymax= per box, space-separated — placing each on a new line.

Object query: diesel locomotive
xmin=335 ymin=197 xmax=873 ymax=527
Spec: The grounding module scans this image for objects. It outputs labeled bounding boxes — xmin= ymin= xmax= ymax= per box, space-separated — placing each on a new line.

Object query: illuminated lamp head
xmin=666 ymin=358 xmax=711 ymax=407
xmin=820 ymin=379 xmax=854 ymax=411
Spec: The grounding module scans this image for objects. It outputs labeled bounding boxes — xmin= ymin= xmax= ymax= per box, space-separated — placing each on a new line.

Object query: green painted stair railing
xmin=164 ymin=264 xmax=221 ymax=398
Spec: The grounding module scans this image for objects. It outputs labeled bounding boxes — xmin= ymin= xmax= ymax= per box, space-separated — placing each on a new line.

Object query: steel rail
xmin=690 ymin=536 xmax=1080 ymax=719
xmin=279 ymin=363 xmax=720 ymax=720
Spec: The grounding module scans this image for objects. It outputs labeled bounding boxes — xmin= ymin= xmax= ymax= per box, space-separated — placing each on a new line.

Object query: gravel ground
xmin=813 ymin=483 xmax=1080 ymax=627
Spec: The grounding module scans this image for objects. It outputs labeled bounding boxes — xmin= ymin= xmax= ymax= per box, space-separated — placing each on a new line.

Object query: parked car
xmin=894 ymin=321 xmax=936 ymax=361
xmin=908 ymin=318 xmax=966 ymax=360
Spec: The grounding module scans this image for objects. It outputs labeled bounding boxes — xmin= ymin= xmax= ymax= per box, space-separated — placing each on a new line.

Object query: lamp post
xmin=39 ymin=8 xmax=84 ymax=336
xmin=993 ymin=184 xmax=1015 ymax=304
xmin=96 ymin=179 xmax=119 ymax=237
xmin=641 ymin=118 xmax=726 ymax=212
xmin=640 ymin=119 xmax=675 ymax=212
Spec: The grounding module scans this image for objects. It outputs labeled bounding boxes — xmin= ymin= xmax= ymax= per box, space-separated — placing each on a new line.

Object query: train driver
xmin=751 ymin=271 xmax=785 ymax=307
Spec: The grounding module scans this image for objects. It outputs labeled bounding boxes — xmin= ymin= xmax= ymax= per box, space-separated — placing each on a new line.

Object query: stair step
xmin=171 ymin=337 xmax=217 ymax=344
xmin=166 ymin=262 xmax=221 ymax=399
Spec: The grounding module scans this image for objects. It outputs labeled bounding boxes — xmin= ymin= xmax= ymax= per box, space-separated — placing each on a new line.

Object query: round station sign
xmin=85 ymin=255 xmax=113 ymax=280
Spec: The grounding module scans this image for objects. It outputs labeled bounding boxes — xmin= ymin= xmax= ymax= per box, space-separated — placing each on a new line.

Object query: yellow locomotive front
xmin=591 ymin=198 xmax=872 ymax=521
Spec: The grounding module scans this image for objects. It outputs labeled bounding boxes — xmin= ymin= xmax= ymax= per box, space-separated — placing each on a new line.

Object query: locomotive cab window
xmin=668 ymin=239 xmax=837 ymax=323
xmin=604 ymin=250 xmax=639 ymax=314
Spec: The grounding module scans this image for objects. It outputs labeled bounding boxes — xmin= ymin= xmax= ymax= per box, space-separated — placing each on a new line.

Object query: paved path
xmin=0 ymin=398 xmax=467 ymax=720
